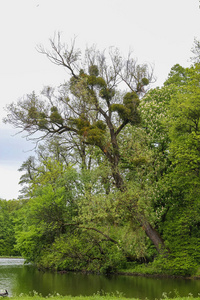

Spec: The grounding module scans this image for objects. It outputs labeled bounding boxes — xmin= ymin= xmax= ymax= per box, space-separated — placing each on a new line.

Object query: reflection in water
xmin=0 ymin=258 xmax=25 ymax=296
xmin=0 ymin=258 xmax=200 ymax=299
xmin=0 ymin=259 xmax=25 ymax=266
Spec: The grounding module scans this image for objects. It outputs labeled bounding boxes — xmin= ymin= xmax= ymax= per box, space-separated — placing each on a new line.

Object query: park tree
xmin=18 ymin=137 xmax=74 ymax=197
xmin=14 ymin=164 xmax=79 ymax=264
xmin=4 ymin=34 xmax=167 ymax=254
xmin=0 ymin=199 xmax=21 ymax=256
xmin=162 ymin=63 xmax=200 ymax=274
xmin=134 ymin=85 xmax=176 ymax=257
xmin=165 ymin=63 xmax=200 ymax=203
xmin=15 ymin=155 xmax=132 ymax=272
xmin=140 ymin=62 xmax=200 ymax=275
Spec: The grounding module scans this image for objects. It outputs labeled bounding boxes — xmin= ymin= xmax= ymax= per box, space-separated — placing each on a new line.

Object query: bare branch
xmin=190 ymin=37 xmax=200 ymax=63
xmin=120 ymin=50 xmax=156 ymax=95
xmin=37 ymin=32 xmax=80 ymax=79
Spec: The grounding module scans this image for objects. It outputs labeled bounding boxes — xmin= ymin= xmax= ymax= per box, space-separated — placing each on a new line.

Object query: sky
xmin=0 ymin=0 xmax=200 ymax=200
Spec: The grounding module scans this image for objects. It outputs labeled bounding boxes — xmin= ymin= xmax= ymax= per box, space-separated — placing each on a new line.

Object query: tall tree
xmin=4 ymin=34 xmax=166 ymax=253
xmin=161 ymin=63 xmax=200 ymax=274
xmin=168 ymin=63 xmax=200 ymax=191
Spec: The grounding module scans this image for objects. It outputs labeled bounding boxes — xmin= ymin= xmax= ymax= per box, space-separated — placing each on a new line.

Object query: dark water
xmin=0 ymin=258 xmax=200 ymax=299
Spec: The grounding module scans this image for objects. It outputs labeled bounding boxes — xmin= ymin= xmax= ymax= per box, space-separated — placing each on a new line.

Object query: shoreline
xmin=2 ymin=256 xmax=200 ymax=280
xmin=116 ymin=271 xmax=200 ymax=280
xmin=57 ymin=269 xmax=200 ymax=280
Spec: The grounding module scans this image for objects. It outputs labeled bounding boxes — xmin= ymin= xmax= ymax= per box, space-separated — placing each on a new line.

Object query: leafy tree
xmin=164 ymin=63 xmax=200 ymax=87
xmin=167 ymin=64 xmax=200 ymax=198
xmin=115 ymin=61 xmax=200 ymax=275
xmin=15 ymin=157 xmax=133 ymax=272
xmin=132 ymin=85 xmax=176 ymax=254
xmin=151 ymin=63 xmax=200 ymax=275
xmin=4 ymin=34 xmax=166 ymax=254
xmin=0 ymin=199 xmax=21 ymax=256
xmin=15 ymin=163 xmax=79 ymax=262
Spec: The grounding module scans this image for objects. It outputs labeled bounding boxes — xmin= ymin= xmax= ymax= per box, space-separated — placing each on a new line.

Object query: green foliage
xmin=164 ymin=64 xmax=189 ymax=86
xmin=95 ymin=77 xmax=107 ymax=88
xmin=89 ymin=65 xmax=99 ymax=76
xmin=28 ymin=106 xmax=38 ymax=119
xmin=86 ymin=127 xmax=105 ymax=145
xmin=69 ymin=115 xmax=106 ymax=146
xmin=123 ymin=91 xmax=139 ymax=105
xmin=38 ymin=231 xmax=126 ymax=274
xmin=69 ymin=114 xmax=91 ymax=134
xmin=99 ymin=87 xmax=115 ymax=101
xmin=110 ymin=104 xmax=127 ymax=120
xmin=38 ymin=112 xmax=48 ymax=129
xmin=164 ymin=63 xmax=200 ymax=87
xmin=5 ymin=40 xmax=200 ymax=276
xmin=141 ymin=77 xmax=149 ymax=85
xmin=50 ymin=107 xmax=63 ymax=124
xmin=9 ymin=294 xmax=129 ymax=300
xmin=165 ymin=66 xmax=200 ymax=203
xmin=158 ymin=204 xmax=200 ymax=275
xmin=16 ymin=187 xmax=66 ymax=261
xmin=150 ymin=63 xmax=200 ymax=276
xmin=15 ymin=162 xmax=79 ymax=262
xmin=110 ymin=92 xmax=140 ymax=125
xmin=0 ymin=199 xmax=20 ymax=256
xmin=140 ymin=85 xmax=176 ymax=148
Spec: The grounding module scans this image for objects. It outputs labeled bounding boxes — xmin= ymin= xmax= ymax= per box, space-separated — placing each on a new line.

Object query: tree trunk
xmin=142 ymin=221 xmax=168 ymax=254
xmin=99 ymin=106 xmax=168 ymax=255
xmin=106 ymin=152 xmax=168 ymax=254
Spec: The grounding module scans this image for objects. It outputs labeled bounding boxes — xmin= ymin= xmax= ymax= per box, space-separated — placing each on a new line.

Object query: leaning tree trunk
xmin=109 ymin=156 xmax=168 ymax=254
xmin=100 ymin=114 xmax=168 ymax=255
xmin=142 ymin=221 xmax=167 ymax=254
xmin=112 ymin=167 xmax=168 ymax=254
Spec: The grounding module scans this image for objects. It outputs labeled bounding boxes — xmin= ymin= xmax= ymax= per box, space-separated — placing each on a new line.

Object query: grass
xmin=9 ymin=291 xmax=129 ymax=300
xmin=7 ymin=292 xmax=200 ymax=300
xmin=7 ymin=296 xmax=200 ymax=300
xmin=8 ymin=294 xmax=130 ymax=300
xmin=118 ymin=261 xmax=166 ymax=276
xmin=10 ymin=297 xmax=128 ymax=300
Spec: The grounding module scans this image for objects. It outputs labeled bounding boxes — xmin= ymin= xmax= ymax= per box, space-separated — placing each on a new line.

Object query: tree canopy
xmin=3 ymin=36 xmax=200 ymax=276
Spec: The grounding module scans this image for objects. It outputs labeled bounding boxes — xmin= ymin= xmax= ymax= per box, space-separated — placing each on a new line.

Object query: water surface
xmin=0 ymin=258 xmax=200 ymax=299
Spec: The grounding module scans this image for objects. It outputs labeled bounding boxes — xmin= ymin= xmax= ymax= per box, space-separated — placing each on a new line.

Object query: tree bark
xmin=101 ymin=128 xmax=168 ymax=254
xmin=142 ymin=221 xmax=167 ymax=254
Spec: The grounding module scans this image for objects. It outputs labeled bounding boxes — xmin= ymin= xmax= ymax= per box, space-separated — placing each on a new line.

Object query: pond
xmin=0 ymin=258 xmax=200 ymax=299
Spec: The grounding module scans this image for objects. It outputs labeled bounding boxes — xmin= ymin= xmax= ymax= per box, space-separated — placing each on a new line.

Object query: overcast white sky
xmin=0 ymin=0 xmax=200 ymax=200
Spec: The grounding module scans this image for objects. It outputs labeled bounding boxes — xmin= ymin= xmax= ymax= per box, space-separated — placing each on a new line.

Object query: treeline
xmin=2 ymin=36 xmax=200 ymax=276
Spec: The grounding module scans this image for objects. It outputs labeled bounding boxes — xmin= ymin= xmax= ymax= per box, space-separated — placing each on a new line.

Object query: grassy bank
xmin=118 ymin=260 xmax=200 ymax=278
xmin=7 ymin=296 xmax=200 ymax=300
xmin=8 ymin=297 xmax=128 ymax=300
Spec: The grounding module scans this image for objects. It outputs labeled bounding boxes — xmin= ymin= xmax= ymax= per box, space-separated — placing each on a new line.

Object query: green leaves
xmin=50 ymin=106 xmax=63 ymax=125
xmin=110 ymin=92 xmax=140 ymax=125
xmin=0 ymin=199 xmax=19 ymax=256
xmin=6 ymin=38 xmax=200 ymax=275
xmin=69 ymin=115 xmax=107 ymax=146
xmin=167 ymin=68 xmax=200 ymax=190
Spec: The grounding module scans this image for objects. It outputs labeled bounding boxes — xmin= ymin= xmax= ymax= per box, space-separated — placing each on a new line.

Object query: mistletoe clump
xmin=110 ymin=91 xmax=140 ymax=125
